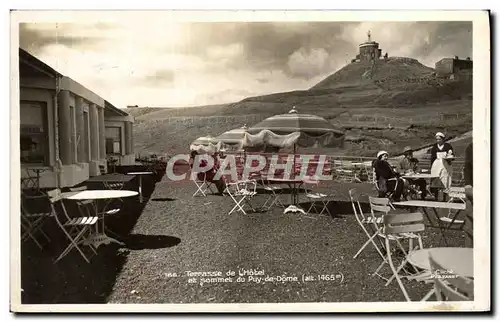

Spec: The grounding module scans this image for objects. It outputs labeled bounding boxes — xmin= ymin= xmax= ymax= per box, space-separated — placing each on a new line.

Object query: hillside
xmin=311 ymin=57 xmax=435 ymax=90
xmin=131 ymin=56 xmax=473 ymax=159
xmin=125 ymin=107 xmax=166 ymax=118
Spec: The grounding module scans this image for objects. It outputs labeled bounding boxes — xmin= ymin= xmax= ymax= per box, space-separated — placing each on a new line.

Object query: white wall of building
xmin=20 ymin=73 xmax=136 ymax=188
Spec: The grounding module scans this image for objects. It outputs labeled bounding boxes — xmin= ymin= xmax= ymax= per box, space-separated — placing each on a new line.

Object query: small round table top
xmin=402 ymin=173 xmax=438 ymax=179
xmin=264 ymin=177 xmax=305 ymax=184
xmin=127 ymin=171 xmax=154 ymax=175
xmin=63 ymin=190 xmax=138 ymax=200
xmin=407 ymin=247 xmax=473 ymax=278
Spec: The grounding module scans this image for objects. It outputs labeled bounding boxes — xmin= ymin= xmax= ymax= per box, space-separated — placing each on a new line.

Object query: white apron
xmin=430 ymin=157 xmax=453 ymax=192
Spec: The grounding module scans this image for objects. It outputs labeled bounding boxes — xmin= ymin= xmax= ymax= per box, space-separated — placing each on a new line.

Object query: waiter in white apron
xmin=429 ymin=132 xmax=455 ymax=201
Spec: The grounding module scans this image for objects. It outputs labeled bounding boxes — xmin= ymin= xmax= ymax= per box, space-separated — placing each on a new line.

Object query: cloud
xmin=19 ymin=23 xmax=108 ymax=54
xmin=142 ymin=69 xmax=176 ymax=85
xmin=19 ymin=20 xmax=473 ymax=108
xmin=287 ymin=47 xmax=331 ymax=79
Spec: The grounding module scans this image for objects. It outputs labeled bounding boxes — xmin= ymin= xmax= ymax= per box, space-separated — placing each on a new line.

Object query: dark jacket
xmin=430 ymin=142 xmax=454 ymax=166
xmin=373 ymin=159 xmax=399 ymax=194
xmin=374 ymin=159 xmax=398 ymax=181
xmin=464 ymin=143 xmax=473 ymax=186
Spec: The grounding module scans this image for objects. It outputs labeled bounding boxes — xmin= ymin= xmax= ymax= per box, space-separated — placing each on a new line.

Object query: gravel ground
xmin=20 ymin=172 xmax=472 ymax=304
xmin=104 ymin=176 xmax=471 ymax=304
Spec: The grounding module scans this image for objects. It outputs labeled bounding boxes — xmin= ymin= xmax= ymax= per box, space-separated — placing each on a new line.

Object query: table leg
xmin=83 ymin=199 xmax=125 ymax=248
xmin=428 ymin=207 xmax=449 ymax=246
xmin=35 ymin=170 xmax=40 ymax=192
xmin=283 ymin=183 xmax=312 ymax=218
xmin=139 ymin=175 xmax=143 ymax=203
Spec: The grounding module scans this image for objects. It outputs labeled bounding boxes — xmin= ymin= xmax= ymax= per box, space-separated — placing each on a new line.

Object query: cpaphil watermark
xmin=164 ymin=152 xmax=332 ymax=183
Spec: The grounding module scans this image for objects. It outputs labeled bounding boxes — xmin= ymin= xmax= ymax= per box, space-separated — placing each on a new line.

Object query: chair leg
xmin=54 ymin=227 xmax=91 ymax=264
xmin=354 ymin=227 xmax=384 ymax=260
xmin=372 ymin=242 xmax=389 ymax=278
xmin=244 ymin=198 xmax=256 ymax=213
xmin=193 ymin=182 xmax=207 ymax=197
xmin=305 ymin=201 xmax=316 ymax=215
xmin=385 ymin=239 xmax=420 ymax=286
xmin=373 ymin=260 xmax=389 ymax=281
xmin=229 ymin=196 xmax=246 ymax=215
xmin=386 ymin=238 xmax=411 ymax=301
xmin=385 ymin=255 xmax=410 ymax=286
xmin=421 ymin=288 xmax=435 ymax=301
xmin=320 ymin=200 xmax=332 ymax=216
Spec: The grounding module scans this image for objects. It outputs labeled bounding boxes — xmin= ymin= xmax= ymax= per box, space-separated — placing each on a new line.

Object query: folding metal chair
xmin=47 ymin=189 xmax=99 ymax=264
xmin=20 ymin=194 xmax=52 ymax=250
xmin=192 ymin=172 xmax=215 ymax=197
xmin=370 ymin=197 xmax=423 ymax=283
xmin=303 ymin=177 xmax=331 ymax=218
xmin=374 ymin=175 xmax=402 ymax=202
xmin=429 ymin=253 xmax=474 ymax=301
xmin=69 ymin=186 xmax=94 ymax=215
xmin=103 ymin=181 xmax=124 ymax=191
xmin=349 ymin=189 xmax=385 ymax=260
xmin=225 ymin=179 xmax=257 ymax=215
xmin=103 ymin=180 xmax=126 ymax=204
xmin=21 ymin=176 xmax=38 ymax=190
xmin=259 ymin=177 xmax=285 ymax=211
xmin=440 ymin=186 xmax=467 ymax=228
xmin=381 ymin=212 xmax=435 ymax=302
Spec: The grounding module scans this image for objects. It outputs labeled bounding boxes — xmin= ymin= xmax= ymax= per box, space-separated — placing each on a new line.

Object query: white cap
xmin=435 ymin=132 xmax=445 ymax=138
xmin=377 ymin=150 xmax=388 ymax=158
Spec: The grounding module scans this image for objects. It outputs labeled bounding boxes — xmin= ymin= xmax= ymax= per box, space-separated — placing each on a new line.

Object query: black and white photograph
xmin=10 ymin=10 xmax=490 ymax=312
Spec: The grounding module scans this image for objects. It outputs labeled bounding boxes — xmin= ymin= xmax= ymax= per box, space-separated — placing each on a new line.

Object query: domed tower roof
xmin=359 ymin=30 xmax=379 ymax=48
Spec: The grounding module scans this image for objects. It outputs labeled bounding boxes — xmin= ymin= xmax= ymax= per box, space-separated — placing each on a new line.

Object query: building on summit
xmin=351 ymin=31 xmax=386 ymax=63
xmin=435 ymin=56 xmax=473 ymax=79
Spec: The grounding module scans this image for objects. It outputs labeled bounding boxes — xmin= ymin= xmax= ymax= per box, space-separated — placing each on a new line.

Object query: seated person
xmin=190 ymin=150 xmax=226 ymax=195
xmin=397 ymin=146 xmax=427 ymax=200
xmin=373 ymin=151 xmax=404 ymax=201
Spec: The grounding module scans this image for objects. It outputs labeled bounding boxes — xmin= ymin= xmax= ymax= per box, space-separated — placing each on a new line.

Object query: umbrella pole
xmin=293 ymin=144 xmax=297 ymax=205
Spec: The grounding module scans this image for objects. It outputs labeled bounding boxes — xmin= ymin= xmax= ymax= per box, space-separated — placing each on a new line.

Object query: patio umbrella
xmin=189 ymin=136 xmax=222 ymax=154
xmin=216 ymin=125 xmax=248 ymax=147
xmin=245 ymin=106 xmax=345 ymax=212
xmin=244 ymin=106 xmax=345 ymax=158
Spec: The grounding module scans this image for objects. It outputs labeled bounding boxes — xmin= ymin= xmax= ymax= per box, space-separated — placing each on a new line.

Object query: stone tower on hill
xmin=352 ymin=31 xmax=384 ymax=63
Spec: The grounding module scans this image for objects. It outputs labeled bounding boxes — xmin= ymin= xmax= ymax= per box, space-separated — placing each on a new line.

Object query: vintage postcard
xmin=10 ymin=10 xmax=490 ymax=312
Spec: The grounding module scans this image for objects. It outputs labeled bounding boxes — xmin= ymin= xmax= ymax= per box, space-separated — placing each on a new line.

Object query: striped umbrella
xmin=191 ymin=135 xmax=220 ymax=146
xmin=246 ymin=106 xmax=345 ymax=207
xmin=216 ymin=125 xmax=248 ymax=145
xmin=190 ymin=135 xmax=221 ymax=153
xmin=247 ymin=106 xmax=345 ymax=148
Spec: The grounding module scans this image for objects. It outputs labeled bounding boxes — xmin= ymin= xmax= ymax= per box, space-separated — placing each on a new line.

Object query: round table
xmin=127 ymin=171 xmax=154 ymax=203
xmin=64 ymin=190 xmax=138 ymax=247
xmin=402 ymin=173 xmax=438 ymax=180
xmin=407 ymin=247 xmax=473 ymax=278
xmin=65 ymin=190 xmax=138 ymax=200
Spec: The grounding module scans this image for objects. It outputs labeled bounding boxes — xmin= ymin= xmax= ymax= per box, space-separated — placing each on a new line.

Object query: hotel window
xmin=20 ymin=101 xmax=48 ymax=165
xmin=105 ymin=126 xmax=122 ymax=154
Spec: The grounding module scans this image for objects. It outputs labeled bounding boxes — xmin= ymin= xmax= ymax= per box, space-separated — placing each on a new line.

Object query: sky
xmin=19 ymin=19 xmax=472 ymax=109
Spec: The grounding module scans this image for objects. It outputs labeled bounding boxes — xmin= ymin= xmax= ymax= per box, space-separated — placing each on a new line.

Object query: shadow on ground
xmin=150 ymin=197 xmax=177 ymax=202
xmin=19 ymin=166 xmax=171 ymax=304
xmin=121 ymin=234 xmax=181 ymax=250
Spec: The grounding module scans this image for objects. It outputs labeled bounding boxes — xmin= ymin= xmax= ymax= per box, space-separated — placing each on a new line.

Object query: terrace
xmin=19 ymin=159 xmax=473 ymax=304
